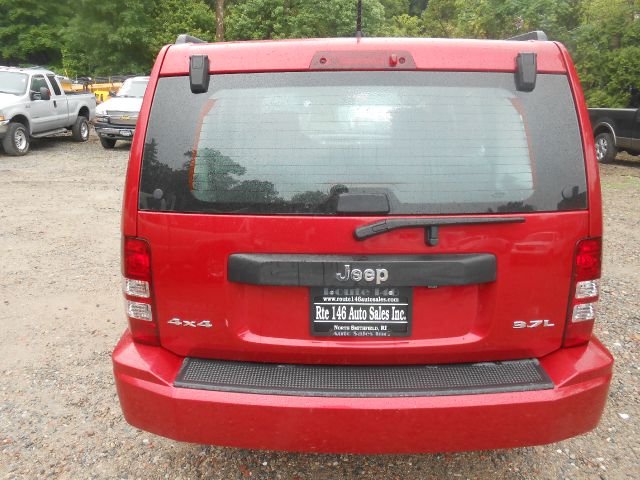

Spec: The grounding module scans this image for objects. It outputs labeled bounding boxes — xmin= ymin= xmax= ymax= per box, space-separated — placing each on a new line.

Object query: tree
xmin=63 ymin=0 xmax=216 ymax=77
xmin=290 ymin=0 xmax=385 ymax=38
xmin=1 ymin=0 xmax=638 ymax=108
xmin=378 ymin=14 xmax=424 ymax=36
xmin=421 ymin=0 xmax=580 ymax=40
xmin=151 ymin=0 xmax=216 ymax=49
xmin=571 ymin=0 xmax=640 ymax=107
xmin=379 ymin=0 xmax=410 ymax=19
xmin=63 ymin=0 xmax=157 ymax=76
xmin=421 ymin=0 xmax=460 ymax=38
xmin=408 ymin=0 xmax=429 ymax=16
xmin=225 ymin=0 xmax=290 ymax=40
xmin=226 ymin=0 xmax=386 ymax=40
xmin=215 ymin=0 xmax=225 ymax=41
xmin=0 ymin=0 xmax=68 ymax=68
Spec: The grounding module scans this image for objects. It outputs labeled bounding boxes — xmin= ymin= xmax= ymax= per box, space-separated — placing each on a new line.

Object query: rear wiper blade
xmin=354 ymin=216 xmax=525 ymax=246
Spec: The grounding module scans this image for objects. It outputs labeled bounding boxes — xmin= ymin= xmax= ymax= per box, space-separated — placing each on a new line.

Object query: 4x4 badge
xmin=336 ymin=264 xmax=389 ymax=284
xmin=168 ymin=318 xmax=212 ymax=328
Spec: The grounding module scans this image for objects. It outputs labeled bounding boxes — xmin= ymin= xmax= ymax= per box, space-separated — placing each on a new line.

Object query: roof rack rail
xmin=507 ymin=31 xmax=548 ymax=41
xmin=175 ymin=34 xmax=206 ymax=45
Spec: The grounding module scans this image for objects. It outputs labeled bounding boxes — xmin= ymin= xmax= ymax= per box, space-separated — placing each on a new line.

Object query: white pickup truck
xmin=0 ymin=67 xmax=96 ymax=156
xmin=94 ymin=76 xmax=149 ymax=149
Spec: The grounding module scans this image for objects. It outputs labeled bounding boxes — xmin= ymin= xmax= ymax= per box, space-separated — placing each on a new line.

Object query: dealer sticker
xmin=310 ymin=287 xmax=412 ymax=337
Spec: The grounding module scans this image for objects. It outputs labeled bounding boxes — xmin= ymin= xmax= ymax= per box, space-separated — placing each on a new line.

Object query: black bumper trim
xmin=228 ymin=253 xmax=496 ymax=287
xmin=174 ymin=358 xmax=553 ymax=398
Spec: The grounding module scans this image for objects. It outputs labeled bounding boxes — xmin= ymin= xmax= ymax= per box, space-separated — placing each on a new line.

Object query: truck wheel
xmin=72 ymin=116 xmax=90 ymax=142
xmin=100 ymin=137 xmax=116 ymax=149
xmin=2 ymin=122 xmax=30 ymax=156
xmin=595 ymin=132 xmax=616 ymax=163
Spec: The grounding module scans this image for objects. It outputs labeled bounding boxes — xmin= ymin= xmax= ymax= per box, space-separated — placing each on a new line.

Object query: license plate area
xmin=310 ymin=287 xmax=412 ymax=337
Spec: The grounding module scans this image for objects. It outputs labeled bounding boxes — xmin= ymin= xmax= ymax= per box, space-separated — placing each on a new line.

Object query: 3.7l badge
xmin=513 ymin=319 xmax=555 ymax=329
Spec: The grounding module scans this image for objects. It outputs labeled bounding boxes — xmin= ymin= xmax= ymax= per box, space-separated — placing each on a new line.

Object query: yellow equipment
xmin=59 ymin=76 xmax=126 ymax=104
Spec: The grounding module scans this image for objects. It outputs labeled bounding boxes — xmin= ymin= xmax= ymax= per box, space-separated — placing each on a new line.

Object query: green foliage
xmin=408 ymin=0 xmax=429 ymax=16
xmin=419 ymin=0 xmax=640 ymax=106
xmin=226 ymin=0 xmax=385 ymax=40
xmin=422 ymin=0 xmax=459 ymax=37
xmin=289 ymin=0 xmax=385 ymax=38
xmin=379 ymin=0 xmax=410 ymax=19
xmin=225 ymin=0 xmax=290 ymax=40
xmin=378 ymin=14 xmax=424 ymax=36
xmin=151 ymin=0 xmax=216 ymax=49
xmin=0 ymin=0 xmax=68 ymax=68
xmin=1 ymin=0 xmax=640 ymax=107
xmin=422 ymin=0 xmax=580 ymax=40
xmin=571 ymin=0 xmax=640 ymax=107
xmin=62 ymin=0 xmax=217 ymax=76
xmin=63 ymin=0 xmax=157 ymax=76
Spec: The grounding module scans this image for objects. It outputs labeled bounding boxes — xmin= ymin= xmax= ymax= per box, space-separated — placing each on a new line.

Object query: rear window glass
xmin=140 ymin=72 xmax=587 ymax=214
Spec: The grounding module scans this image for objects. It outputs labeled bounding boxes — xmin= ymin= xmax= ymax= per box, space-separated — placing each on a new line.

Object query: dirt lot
xmin=0 ymin=134 xmax=638 ymax=479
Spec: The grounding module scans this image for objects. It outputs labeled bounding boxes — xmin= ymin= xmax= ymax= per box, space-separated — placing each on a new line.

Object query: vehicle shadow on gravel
xmin=31 ymin=134 xmax=131 ymax=151
xmin=611 ymin=152 xmax=640 ymax=168
xmin=0 ymin=135 xmax=72 ymax=156
xmin=610 ymin=160 xmax=640 ymax=169
xmin=33 ymin=136 xmax=83 ymax=150
xmin=151 ymin=443 xmax=547 ymax=479
xmin=0 ymin=130 xmax=131 ymax=157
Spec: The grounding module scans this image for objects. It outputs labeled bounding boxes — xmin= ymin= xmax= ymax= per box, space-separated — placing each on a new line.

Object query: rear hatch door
xmin=137 ymin=69 xmax=588 ymax=364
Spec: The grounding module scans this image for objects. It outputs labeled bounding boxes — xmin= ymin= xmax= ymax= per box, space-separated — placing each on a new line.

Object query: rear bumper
xmin=112 ymin=332 xmax=612 ymax=453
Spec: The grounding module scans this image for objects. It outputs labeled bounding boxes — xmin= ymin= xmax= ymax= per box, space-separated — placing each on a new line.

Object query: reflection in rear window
xmin=140 ymin=72 xmax=587 ymax=214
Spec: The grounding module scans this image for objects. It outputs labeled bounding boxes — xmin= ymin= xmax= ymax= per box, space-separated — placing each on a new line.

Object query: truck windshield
xmin=140 ymin=71 xmax=587 ymax=215
xmin=117 ymin=79 xmax=148 ymax=98
xmin=0 ymin=72 xmax=29 ymax=95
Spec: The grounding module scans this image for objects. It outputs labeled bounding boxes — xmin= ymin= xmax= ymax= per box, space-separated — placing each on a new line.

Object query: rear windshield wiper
xmin=355 ymin=216 xmax=526 ymax=246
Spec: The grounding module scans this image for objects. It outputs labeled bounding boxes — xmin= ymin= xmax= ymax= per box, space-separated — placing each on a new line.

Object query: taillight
xmin=122 ymin=237 xmax=159 ymax=345
xmin=563 ymin=238 xmax=602 ymax=347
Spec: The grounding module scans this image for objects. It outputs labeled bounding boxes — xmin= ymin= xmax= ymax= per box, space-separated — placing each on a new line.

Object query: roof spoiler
xmin=175 ymin=34 xmax=206 ymax=45
xmin=507 ymin=30 xmax=548 ymax=41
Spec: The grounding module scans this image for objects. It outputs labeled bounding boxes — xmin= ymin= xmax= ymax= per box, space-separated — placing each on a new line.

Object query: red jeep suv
xmin=112 ymin=33 xmax=613 ymax=453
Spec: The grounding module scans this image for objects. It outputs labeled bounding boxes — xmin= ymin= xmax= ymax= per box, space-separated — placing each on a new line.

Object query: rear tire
xmin=72 ymin=116 xmax=90 ymax=142
xmin=595 ymin=132 xmax=616 ymax=163
xmin=100 ymin=137 xmax=116 ymax=149
xmin=2 ymin=122 xmax=30 ymax=156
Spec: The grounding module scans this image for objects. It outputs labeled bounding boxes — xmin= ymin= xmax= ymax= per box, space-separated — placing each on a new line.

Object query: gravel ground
xmin=0 ymin=134 xmax=638 ymax=479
